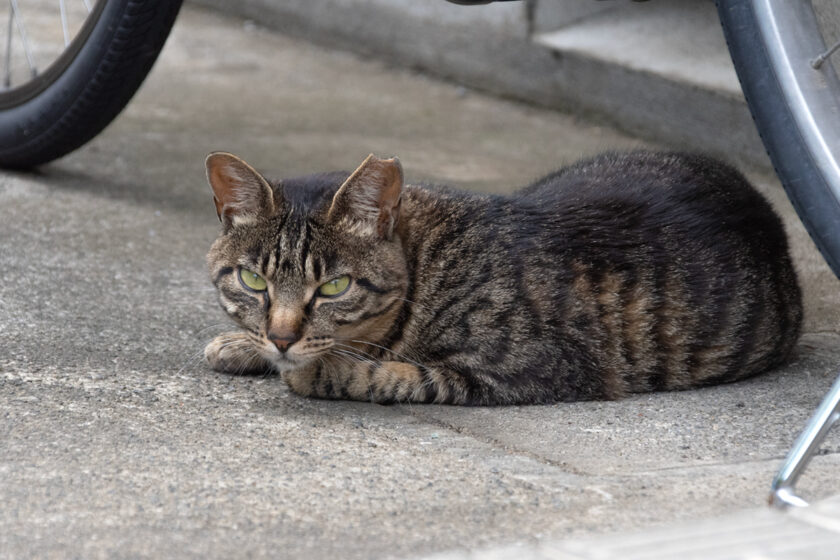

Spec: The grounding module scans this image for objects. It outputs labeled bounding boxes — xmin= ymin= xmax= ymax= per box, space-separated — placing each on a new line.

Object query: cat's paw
xmin=204 ymin=332 xmax=272 ymax=375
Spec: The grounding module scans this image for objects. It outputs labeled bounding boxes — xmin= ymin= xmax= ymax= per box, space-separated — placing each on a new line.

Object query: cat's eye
xmin=239 ymin=268 xmax=267 ymax=292
xmin=318 ymin=275 xmax=351 ymax=297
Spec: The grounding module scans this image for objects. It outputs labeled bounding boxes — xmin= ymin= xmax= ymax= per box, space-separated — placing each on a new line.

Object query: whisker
xmin=193 ymin=322 xmax=231 ymax=338
xmin=333 ymin=342 xmax=382 ymax=363
xmin=327 ymin=351 xmax=360 ymax=369
xmin=345 ymin=339 xmax=427 ymax=369
xmin=331 ymin=347 xmax=421 ymax=405
xmin=325 ymin=351 xmax=357 ymax=371
xmin=331 ymin=348 xmax=378 ymax=369
xmin=329 ymin=348 xmax=378 ymax=404
xmin=175 ymin=347 xmax=208 ymax=376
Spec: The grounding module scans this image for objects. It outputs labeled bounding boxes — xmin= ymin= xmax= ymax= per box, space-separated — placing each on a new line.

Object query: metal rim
xmin=753 ymin=0 xmax=840 ymax=205
xmin=0 ymin=0 xmax=106 ymax=109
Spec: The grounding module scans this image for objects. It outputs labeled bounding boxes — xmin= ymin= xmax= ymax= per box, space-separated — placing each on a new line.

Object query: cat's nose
xmin=268 ymin=331 xmax=299 ymax=352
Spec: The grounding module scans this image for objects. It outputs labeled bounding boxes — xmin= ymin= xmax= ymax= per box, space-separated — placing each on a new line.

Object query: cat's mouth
xmin=265 ymin=352 xmax=302 ymax=372
xmin=257 ymin=336 xmax=332 ymax=372
xmin=264 ymin=346 xmax=321 ymax=372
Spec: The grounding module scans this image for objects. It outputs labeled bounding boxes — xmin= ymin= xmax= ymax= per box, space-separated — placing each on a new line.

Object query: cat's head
xmin=205 ymin=152 xmax=408 ymax=372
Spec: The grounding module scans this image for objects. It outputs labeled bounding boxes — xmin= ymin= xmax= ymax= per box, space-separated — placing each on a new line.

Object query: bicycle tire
xmin=717 ymin=0 xmax=840 ymax=279
xmin=0 ymin=0 xmax=183 ymax=168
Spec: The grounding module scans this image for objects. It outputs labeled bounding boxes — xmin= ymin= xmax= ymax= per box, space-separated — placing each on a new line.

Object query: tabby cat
xmin=204 ymin=150 xmax=802 ymax=405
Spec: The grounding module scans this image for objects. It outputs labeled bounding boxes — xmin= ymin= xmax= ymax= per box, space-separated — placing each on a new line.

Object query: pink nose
xmin=269 ymin=332 xmax=298 ymax=352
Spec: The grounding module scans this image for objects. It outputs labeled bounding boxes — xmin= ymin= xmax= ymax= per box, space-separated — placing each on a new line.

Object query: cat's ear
xmin=327 ymin=154 xmax=403 ymax=240
xmin=205 ymin=152 xmax=275 ymax=227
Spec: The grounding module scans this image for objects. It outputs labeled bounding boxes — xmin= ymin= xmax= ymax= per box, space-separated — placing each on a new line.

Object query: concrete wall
xmin=187 ymin=0 xmax=767 ymax=169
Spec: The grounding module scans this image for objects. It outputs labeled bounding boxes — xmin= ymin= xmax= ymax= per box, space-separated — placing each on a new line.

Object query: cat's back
xmin=519 ymin=151 xmax=802 ymax=393
xmin=517 ymin=151 xmax=787 ymax=264
xmin=520 ymin=151 xmax=766 ymax=217
xmin=400 ymin=151 xmax=802 ymax=402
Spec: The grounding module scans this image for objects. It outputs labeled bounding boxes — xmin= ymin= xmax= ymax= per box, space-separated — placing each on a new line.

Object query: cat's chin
xmin=267 ymin=354 xmax=311 ymax=373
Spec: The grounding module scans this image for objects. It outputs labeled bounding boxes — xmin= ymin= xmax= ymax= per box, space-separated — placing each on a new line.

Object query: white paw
xmin=204 ymin=332 xmax=268 ymax=375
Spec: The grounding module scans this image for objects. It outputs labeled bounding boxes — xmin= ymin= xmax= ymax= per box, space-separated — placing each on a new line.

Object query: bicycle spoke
xmin=1 ymin=0 xmax=104 ymax=93
xmin=812 ymin=39 xmax=840 ymax=70
xmin=60 ymin=0 xmax=70 ymax=47
xmin=9 ymin=0 xmax=37 ymax=78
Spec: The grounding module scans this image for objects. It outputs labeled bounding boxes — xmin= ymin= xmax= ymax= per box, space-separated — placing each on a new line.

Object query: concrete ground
xmin=2 ymin=5 xmax=840 ymax=559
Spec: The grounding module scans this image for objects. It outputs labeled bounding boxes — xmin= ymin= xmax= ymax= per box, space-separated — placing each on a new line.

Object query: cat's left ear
xmin=205 ymin=152 xmax=275 ymax=228
xmin=327 ymin=154 xmax=403 ymax=240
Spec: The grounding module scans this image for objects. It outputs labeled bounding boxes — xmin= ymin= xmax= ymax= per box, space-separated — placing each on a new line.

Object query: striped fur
xmin=204 ymin=151 xmax=802 ymax=405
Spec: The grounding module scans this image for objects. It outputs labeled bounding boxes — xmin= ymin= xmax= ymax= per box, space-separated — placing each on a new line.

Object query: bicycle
xmin=1 ymin=0 xmax=838 ymax=509
xmin=716 ymin=0 xmax=840 ymax=509
xmin=0 ymin=0 xmax=182 ymax=168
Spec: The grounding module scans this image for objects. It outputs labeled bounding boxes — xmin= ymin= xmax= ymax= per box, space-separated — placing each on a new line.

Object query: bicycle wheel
xmin=717 ymin=0 xmax=840 ymax=279
xmin=0 ymin=0 xmax=183 ymax=168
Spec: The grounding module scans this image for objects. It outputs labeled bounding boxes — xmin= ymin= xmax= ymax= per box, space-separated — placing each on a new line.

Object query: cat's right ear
xmin=205 ymin=152 xmax=275 ymax=228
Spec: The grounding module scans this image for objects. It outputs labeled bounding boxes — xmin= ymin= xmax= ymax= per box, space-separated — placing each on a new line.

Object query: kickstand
xmin=770 ymin=372 xmax=840 ymax=508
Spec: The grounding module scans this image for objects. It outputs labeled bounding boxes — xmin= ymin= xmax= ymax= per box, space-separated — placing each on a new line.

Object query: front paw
xmin=204 ymin=332 xmax=271 ymax=375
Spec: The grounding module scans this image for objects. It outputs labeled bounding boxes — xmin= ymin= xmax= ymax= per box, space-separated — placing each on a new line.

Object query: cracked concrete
xmin=2 ymin=5 xmax=840 ymax=559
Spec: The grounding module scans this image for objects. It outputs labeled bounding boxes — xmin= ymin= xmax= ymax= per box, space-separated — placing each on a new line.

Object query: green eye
xmin=318 ymin=275 xmax=351 ymax=297
xmin=239 ymin=268 xmax=267 ymax=292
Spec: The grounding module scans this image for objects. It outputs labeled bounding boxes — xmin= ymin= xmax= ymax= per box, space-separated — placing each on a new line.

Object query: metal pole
xmin=770 ymin=371 xmax=840 ymax=508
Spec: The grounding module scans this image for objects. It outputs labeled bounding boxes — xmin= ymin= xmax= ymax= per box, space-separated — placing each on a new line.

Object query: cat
xmin=203 ymin=150 xmax=802 ymax=405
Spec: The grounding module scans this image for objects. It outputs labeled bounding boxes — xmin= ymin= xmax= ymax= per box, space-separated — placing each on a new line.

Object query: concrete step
xmin=187 ymin=0 xmax=767 ymax=170
xmin=533 ymin=1 xmax=740 ymax=96
xmin=529 ymin=0 xmax=765 ymax=166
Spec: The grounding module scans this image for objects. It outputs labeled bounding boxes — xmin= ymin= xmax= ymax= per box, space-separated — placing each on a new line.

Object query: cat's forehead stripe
xmin=260 ymin=252 xmax=270 ymax=275
xmin=265 ymin=212 xmax=315 ymax=280
xmin=246 ymin=244 xmax=262 ymax=265
xmin=304 ymin=252 xmax=315 ymax=281
xmin=265 ymin=250 xmax=277 ymax=277
xmin=299 ymin=220 xmax=311 ymax=277
xmin=273 ymin=210 xmax=291 ymax=272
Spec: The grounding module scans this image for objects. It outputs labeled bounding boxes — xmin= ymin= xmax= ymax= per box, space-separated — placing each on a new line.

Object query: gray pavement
xmin=2 ymin=5 xmax=840 ymax=559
